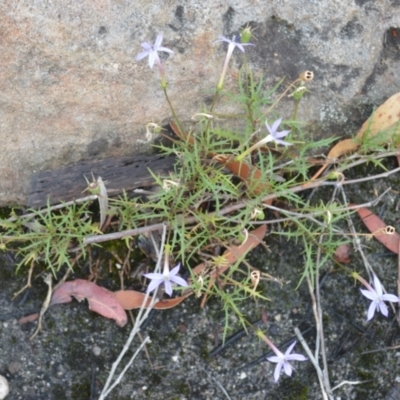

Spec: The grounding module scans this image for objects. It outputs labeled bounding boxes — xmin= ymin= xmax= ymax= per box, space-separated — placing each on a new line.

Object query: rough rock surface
xmin=1 ymin=0 xmax=400 ymax=205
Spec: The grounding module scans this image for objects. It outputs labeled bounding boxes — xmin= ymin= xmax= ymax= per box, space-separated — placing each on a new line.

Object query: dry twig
xmin=99 ymin=225 xmax=167 ymax=399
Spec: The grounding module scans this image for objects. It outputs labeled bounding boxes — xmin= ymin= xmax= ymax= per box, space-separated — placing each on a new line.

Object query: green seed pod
xmin=241 ymin=25 xmax=253 ymax=44
xmin=256 ymin=210 xmax=265 ymax=220
xmin=86 ymin=181 xmax=101 ymax=195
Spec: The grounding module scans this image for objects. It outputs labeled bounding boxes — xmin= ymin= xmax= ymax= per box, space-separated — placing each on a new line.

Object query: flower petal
xmin=377 ymin=301 xmax=389 ymax=317
xmin=148 ymin=52 xmax=157 ymax=69
xmin=144 ymin=272 xmax=164 ymax=280
xmin=275 ymin=138 xmax=292 ymax=146
xmin=381 ymin=294 xmax=400 ymax=303
xmin=215 ymin=35 xmax=229 ymax=44
xmin=274 ymin=130 xmax=291 ymax=139
xmin=171 ymin=275 xmax=188 ymax=287
xmin=285 ymin=341 xmax=297 ymax=356
xmin=287 ymin=354 xmax=307 ymax=361
xmin=360 ymin=288 xmax=377 ymax=301
xmin=140 ymin=42 xmax=152 ymax=50
xmin=270 ymin=118 xmax=282 ymax=135
xmin=367 ymin=301 xmax=378 ymax=320
xmin=265 ymin=122 xmax=272 ymax=135
xmin=163 ymin=280 xmax=173 ymax=296
xmin=373 ymin=275 xmax=384 ymax=297
xmin=236 ymin=43 xmax=245 ymax=52
xmin=146 ymin=278 xmax=163 ymax=294
xmin=283 ymin=361 xmax=293 ymax=377
xmin=158 ymin=46 xmax=174 ymax=55
xmin=154 ymin=34 xmax=163 ymax=49
xmin=169 ymin=265 xmax=181 ymax=276
xmin=273 ymin=362 xmax=283 ymax=382
xmin=136 ymin=50 xmax=150 ymax=61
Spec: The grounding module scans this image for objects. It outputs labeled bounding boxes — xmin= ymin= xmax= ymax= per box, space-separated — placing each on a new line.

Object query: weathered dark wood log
xmin=27 ymin=154 xmax=177 ymax=208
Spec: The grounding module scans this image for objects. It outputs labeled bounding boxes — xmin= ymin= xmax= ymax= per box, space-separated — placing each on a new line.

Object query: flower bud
xmin=240 ymin=25 xmax=254 ymax=44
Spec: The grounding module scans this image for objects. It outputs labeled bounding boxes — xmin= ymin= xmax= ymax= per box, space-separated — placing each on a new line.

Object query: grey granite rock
xmin=1 ymin=0 xmax=400 ymax=205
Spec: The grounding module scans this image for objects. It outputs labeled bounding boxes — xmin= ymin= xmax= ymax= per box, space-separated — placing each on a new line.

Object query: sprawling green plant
xmin=2 ymin=27 xmax=400 ymax=390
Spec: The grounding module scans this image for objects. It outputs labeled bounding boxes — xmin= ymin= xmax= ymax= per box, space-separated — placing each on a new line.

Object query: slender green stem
xmin=162 ymin=86 xmax=184 ymax=135
xmin=292 ymin=98 xmax=300 ymax=120
xmin=203 ymin=87 xmax=221 ymax=133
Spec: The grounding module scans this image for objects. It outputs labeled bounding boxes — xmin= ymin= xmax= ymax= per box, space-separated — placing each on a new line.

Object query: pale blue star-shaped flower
xmin=360 ymin=274 xmax=399 ymax=321
xmin=215 ymin=35 xmax=254 ymax=54
xmin=235 ymin=117 xmax=292 ymax=161
xmin=136 ymin=33 xmax=174 ymax=69
xmin=144 ymin=262 xmax=188 ymax=297
xmin=264 ymin=118 xmax=292 ymax=146
xmin=215 ymin=35 xmax=254 ymax=90
xmin=267 ymin=341 xmax=307 ymax=382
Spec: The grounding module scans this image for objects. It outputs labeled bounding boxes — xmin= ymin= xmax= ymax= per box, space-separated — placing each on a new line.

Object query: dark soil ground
xmin=1 ymin=160 xmax=400 ymax=400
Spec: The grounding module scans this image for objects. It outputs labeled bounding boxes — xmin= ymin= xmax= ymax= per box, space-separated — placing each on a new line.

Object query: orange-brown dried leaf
xmin=357 ymin=207 xmax=400 ymax=254
xmin=169 ymin=120 xmax=195 ymax=145
xmin=214 ymin=224 xmax=267 ymax=276
xmin=192 ymin=224 xmax=267 ymax=277
xmin=356 ymin=92 xmax=400 ymax=142
xmin=311 ymin=139 xmax=360 ymax=180
xmin=214 ymin=155 xmax=271 ymax=195
xmin=197 ymin=225 xmax=266 ymax=307
xmin=113 ymin=290 xmax=191 ymax=310
xmin=50 ymin=279 xmax=128 ymax=327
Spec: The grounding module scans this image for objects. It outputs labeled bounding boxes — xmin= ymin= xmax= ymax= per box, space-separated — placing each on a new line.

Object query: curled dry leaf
xmin=50 ymin=279 xmax=128 ymax=327
xmin=193 ymin=224 xmax=267 ymax=307
xmin=113 ymin=290 xmax=191 ymax=310
xmin=357 ymin=207 xmax=400 ymax=254
xmin=311 ymin=92 xmax=400 ymax=181
xmin=114 ymin=225 xmax=267 ymax=310
xmin=209 ymin=224 xmax=267 ymax=277
xmin=311 ymin=139 xmax=360 ymax=180
xmin=356 ymin=92 xmax=400 ymax=142
xmin=213 ymin=155 xmax=271 ymax=197
xmin=191 ymin=224 xmax=267 ymax=278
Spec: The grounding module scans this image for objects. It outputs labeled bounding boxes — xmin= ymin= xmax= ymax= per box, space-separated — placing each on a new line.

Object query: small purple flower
xmin=264 ymin=118 xmax=292 ymax=146
xmin=144 ymin=263 xmax=188 ymax=297
xmin=215 ymin=35 xmax=254 ymax=54
xmin=136 ymin=33 xmax=173 ymax=69
xmin=267 ymin=341 xmax=307 ymax=382
xmin=360 ymin=274 xmax=399 ymax=320
xmin=215 ymin=35 xmax=254 ymax=90
xmin=236 ymin=117 xmax=291 ymax=160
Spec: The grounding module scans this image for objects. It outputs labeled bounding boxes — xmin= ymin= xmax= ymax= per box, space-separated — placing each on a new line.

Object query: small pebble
xmin=0 ymin=375 xmax=9 ymax=399
xmin=7 ymin=361 xmax=22 ymax=375
xmin=239 ymin=372 xmax=247 ymax=379
xmin=268 ymin=324 xmax=280 ymax=336
xmin=92 ymin=345 xmax=101 ymax=356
